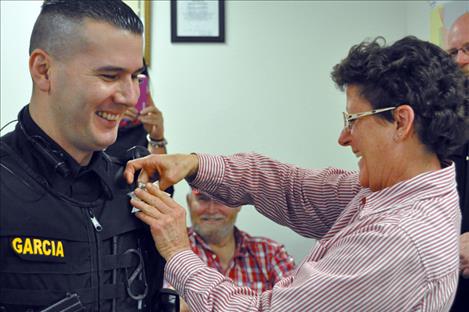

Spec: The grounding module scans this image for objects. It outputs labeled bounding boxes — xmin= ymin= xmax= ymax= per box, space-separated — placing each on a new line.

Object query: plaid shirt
xmin=188 ymin=226 xmax=295 ymax=292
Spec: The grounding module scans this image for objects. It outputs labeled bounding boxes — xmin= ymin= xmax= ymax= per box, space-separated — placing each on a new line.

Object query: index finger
xmin=124 ymin=157 xmax=151 ymax=184
xmin=140 ymin=106 xmax=158 ymax=115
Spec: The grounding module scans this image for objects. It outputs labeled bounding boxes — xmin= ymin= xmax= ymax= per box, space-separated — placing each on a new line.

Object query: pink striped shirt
xmin=165 ymin=153 xmax=461 ymax=311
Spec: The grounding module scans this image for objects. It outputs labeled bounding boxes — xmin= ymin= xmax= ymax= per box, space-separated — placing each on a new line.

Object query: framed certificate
xmin=171 ymin=0 xmax=225 ymax=43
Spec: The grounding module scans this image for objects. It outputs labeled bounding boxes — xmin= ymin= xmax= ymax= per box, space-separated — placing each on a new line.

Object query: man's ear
xmin=29 ymin=48 xmax=52 ymax=92
xmin=393 ymin=104 xmax=415 ymax=141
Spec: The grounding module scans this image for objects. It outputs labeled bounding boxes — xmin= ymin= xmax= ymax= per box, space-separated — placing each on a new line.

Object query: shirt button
xmin=212 ymin=254 xmax=216 ymax=259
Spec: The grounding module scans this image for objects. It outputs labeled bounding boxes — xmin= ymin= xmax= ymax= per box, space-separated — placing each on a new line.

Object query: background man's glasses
xmin=343 ymin=106 xmax=396 ymax=130
xmin=447 ymin=43 xmax=469 ymax=60
xmin=195 ymin=194 xmax=212 ymax=202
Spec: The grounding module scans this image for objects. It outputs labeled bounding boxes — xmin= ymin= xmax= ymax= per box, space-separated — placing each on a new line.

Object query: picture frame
xmin=171 ymin=0 xmax=225 ymax=43
xmin=124 ymin=0 xmax=152 ymax=66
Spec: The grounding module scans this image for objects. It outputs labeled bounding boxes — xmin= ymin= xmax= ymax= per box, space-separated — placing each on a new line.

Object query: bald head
xmin=450 ymin=12 xmax=469 ymax=31
xmin=447 ymin=12 xmax=469 ymax=74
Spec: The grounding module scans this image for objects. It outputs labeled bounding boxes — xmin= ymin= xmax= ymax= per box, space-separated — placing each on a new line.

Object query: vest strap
xmin=102 ymin=253 xmax=139 ymax=270
xmin=0 ymin=283 xmax=127 ymax=306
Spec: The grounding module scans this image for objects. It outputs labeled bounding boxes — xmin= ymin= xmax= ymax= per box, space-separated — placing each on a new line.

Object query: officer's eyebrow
xmin=95 ymin=65 xmax=145 ymax=75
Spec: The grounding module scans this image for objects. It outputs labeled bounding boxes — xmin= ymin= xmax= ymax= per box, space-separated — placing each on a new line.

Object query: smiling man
xmin=186 ymin=188 xmax=294 ymax=292
xmin=0 ymin=1 xmax=165 ymax=310
xmin=125 ymin=36 xmax=467 ymax=311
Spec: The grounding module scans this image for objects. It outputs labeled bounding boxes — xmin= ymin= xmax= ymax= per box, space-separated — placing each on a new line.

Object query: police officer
xmin=0 ymin=0 xmax=166 ymax=310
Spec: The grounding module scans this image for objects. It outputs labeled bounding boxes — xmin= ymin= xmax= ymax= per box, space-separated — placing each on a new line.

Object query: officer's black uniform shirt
xmin=105 ymin=123 xmax=148 ymax=159
xmin=1 ymin=105 xmax=168 ymax=310
xmin=9 ymin=105 xmax=112 ymax=202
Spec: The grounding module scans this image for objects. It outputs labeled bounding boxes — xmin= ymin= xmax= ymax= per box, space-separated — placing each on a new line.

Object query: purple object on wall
xmin=135 ymin=75 xmax=149 ymax=113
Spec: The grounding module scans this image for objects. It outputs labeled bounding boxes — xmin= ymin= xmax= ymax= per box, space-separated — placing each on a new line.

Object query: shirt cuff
xmin=191 ymin=154 xmax=226 ymax=193
xmin=164 ymin=249 xmax=207 ymax=296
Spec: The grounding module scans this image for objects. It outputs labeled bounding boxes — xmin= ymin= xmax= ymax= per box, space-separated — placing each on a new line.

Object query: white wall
xmin=405 ymin=1 xmax=431 ymax=40
xmin=0 ymin=0 xmax=433 ymax=263
xmin=0 ymin=1 xmax=41 ymax=130
xmin=151 ymin=0 xmax=429 ymax=262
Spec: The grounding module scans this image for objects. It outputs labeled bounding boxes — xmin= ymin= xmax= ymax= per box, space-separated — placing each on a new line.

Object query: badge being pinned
xmin=128 ymin=181 xmax=170 ymax=213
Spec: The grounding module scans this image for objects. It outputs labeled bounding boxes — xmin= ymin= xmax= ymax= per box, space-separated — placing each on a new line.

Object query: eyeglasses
xmin=447 ymin=43 xmax=469 ymax=60
xmin=343 ymin=106 xmax=396 ymax=130
xmin=195 ymin=193 xmax=212 ymax=202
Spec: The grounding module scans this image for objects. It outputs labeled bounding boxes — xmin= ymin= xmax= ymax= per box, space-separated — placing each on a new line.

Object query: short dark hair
xmin=29 ymin=0 xmax=143 ymax=56
xmin=331 ymin=36 xmax=468 ymax=159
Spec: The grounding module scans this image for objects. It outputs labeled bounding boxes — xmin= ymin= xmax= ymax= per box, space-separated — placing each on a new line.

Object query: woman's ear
xmin=29 ymin=48 xmax=51 ymax=92
xmin=393 ymin=104 xmax=415 ymax=141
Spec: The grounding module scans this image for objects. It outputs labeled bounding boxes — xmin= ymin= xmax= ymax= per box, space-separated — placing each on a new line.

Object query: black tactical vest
xmin=0 ymin=142 xmax=165 ymax=311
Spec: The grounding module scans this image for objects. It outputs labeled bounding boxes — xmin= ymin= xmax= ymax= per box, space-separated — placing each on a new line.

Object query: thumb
xmin=137 ymin=168 xmax=151 ymax=185
xmin=158 ymin=177 xmax=173 ymax=192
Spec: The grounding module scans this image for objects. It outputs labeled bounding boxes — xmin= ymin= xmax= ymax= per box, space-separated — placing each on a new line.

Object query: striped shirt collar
xmin=358 ymin=161 xmax=456 ymax=217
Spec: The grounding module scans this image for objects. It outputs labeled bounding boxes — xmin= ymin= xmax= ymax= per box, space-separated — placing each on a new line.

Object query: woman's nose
xmin=338 ymin=128 xmax=351 ymax=146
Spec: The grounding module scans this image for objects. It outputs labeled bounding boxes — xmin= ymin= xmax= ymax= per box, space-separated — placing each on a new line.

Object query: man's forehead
xmin=193 ymin=190 xmax=211 ymax=201
xmin=73 ymin=20 xmax=143 ymax=71
xmin=447 ymin=13 xmax=469 ymax=47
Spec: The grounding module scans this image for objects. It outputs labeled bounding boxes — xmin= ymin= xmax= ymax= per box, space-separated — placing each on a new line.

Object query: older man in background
xmin=447 ymin=12 xmax=469 ymax=312
xmin=174 ymin=189 xmax=295 ymax=311
xmin=187 ymin=188 xmax=295 ymax=292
